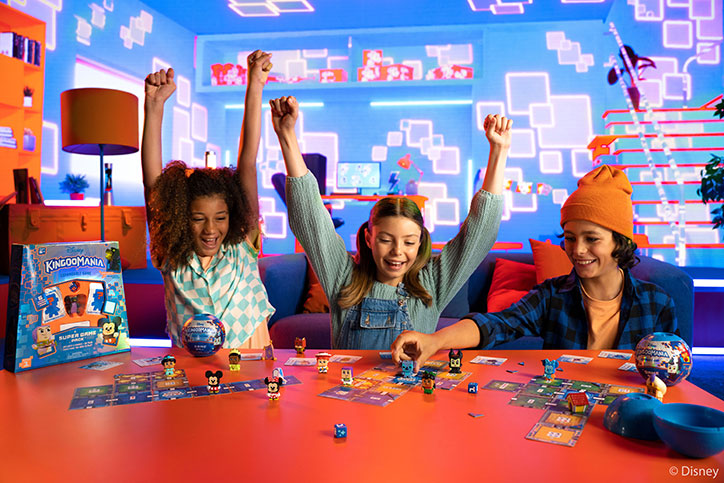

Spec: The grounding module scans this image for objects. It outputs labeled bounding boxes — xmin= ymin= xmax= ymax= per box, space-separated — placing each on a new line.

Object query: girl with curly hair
xmin=270 ymin=95 xmax=512 ymax=350
xmin=141 ymin=50 xmax=275 ymax=349
xmin=391 ymin=165 xmax=679 ymax=369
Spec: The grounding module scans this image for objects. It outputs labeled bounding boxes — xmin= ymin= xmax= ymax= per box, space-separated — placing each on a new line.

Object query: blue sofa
xmin=259 ymin=252 xmax=694 ymax=350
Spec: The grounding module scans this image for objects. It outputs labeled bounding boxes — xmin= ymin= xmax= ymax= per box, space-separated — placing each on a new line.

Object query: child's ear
xmin=364 ymin=227 xmax=372 ymax=249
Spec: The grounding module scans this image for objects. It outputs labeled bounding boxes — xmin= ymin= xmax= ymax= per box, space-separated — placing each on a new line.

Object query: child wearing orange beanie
xmin=391 ymin=165 xmax=679 ymax=369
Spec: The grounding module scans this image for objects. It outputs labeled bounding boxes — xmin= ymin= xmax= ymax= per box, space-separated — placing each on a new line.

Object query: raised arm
xmin=480 ymin=114 xmax=513 ymax=195
xmin=141 ymin=68 xmax=176 ymax=221
xmin=269 ymin=96 xmax=307 ymax=178
xmin=237 ymin=50 xmax=273 ymax=225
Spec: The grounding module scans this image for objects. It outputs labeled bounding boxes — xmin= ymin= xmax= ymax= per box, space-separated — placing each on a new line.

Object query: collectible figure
xmin=294 ymin=337 xmax=306 ymax=355
xmin=646 ymin=374 xmax=667 ymax=402
xmin=341 ymin=366 xmax=354 ymax=387
xmin=206 ymin=370 xmax=223 ymax=394
xmin=468 ymin=382 xmax=478 ymax=394
xmin=272 ymin=367 xmax=287 ymax=384
xmin=315 ymin=352 xmax=331 ymax=373
xmin=566 ymin=392 xmax=589 ymax=413
xmin=100 ymin=317 xmax=121 ymax=346
xmin=542 ymin=359 xmax=559 ymax=382
xmin=449 ymin=349 xmax=463 ymax=373
xmin=228 ymin=350 xmax=241 ymax=371
xmin=31 ymin=325 xmax=56 ymax=357
xmin=262 ymin=342 xmax=276 ymax=361
xmin=421 ymin=371 xmax=436 ymax=394
xmin=264 ymin=376 xmax=283 ymax=401
xmin=334 ymin=423 xmax=347 ymax=438
xmin=401 ymin=360 xmax=414 ymax=378
xmin=162 ymin=354 xmax=176 ymax=377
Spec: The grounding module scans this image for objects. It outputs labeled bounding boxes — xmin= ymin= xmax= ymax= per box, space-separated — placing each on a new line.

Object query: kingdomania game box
xmin=4 ymin=241 xmax=131 ymax=372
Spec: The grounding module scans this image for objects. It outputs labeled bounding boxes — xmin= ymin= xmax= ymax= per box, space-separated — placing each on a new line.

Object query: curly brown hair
xmin=149 ymin=160 xmax=254 ymax=269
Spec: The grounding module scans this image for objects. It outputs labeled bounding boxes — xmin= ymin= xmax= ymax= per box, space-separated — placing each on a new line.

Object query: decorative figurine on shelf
xmin=448 ymin=349 xmax=463 ymax=374
xmin=421 ymin=371 xmax=436 ymax=394
xmin=272 ymin=367 xmax=287 ymax=384
xmin=315 ymin=352 xmax=331 ymax=373
xmin=334 ymin=423 xmax=347 ymax=439
xmin=162 ymin=355 xmax=176 ymax=378
xmin=341 ymin=366 xmax=354 ymax=387
xmin=206 ymin=370 xmax=223 ymax=394
xmin=646 ymin=374 xmax=667 ymax=402
xmin=542 ymin=359 xmax=559 ymax=382
xmin=229 ymin=349 xmax=241 ymax=371
xmin=567 ymin=392 xmax=589 ymax=413
xmin=264 ymin=376 xmax=283 ymax=401
xmin=262 ymin=342 xmax=276 ymax=361
xmin=468 ymin=382 xmax=478 ymax=394
xmin=294 ymin=337 xmax=306 ymax=356
xmin=401 ymin=360 xmax=414 ymax=378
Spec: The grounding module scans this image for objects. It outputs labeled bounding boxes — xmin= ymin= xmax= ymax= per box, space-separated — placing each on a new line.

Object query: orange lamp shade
xmin=60 ymin=88 xmax=139 ymax=155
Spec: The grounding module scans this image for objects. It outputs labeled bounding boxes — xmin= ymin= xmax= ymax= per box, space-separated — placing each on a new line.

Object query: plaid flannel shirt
xmin=471 ymin=269 xmax=678 ymax=350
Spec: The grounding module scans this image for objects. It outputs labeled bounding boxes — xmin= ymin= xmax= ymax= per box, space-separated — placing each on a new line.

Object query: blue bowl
xmin=653 ymin=403 xmax=724 ymax=458
xmin=604 ymin=393 xmax=662 ymax=441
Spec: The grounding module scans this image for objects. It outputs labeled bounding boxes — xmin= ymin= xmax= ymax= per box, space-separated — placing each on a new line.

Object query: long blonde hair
xmin=337 ymin=197 xmax=432 ymax=309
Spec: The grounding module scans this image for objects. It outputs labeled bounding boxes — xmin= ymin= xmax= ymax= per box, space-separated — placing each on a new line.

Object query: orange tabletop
xmin=1 ymin=348 xmax=722 ymax=482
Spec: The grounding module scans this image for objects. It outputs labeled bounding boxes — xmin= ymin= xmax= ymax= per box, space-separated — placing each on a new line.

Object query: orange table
xmin=1 ymin=349 xmax=722 ymax=482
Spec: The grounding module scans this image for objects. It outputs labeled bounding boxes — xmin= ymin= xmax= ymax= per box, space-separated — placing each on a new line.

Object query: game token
xmin=341 ymin=366 xmax=354 ymax=386
xmin=421 ymin=371 xmax=436 ymax=394
xmin=448 ymin=349 xmax=463 ymax=374
xmin=206 ymin=370 xmax=223 ymax=394
xmin=294 ymin=337 xmax=306 ymax=356
xmin=264 ymin=376 xmax=283 ymax=401
xmin=228 ymin=350 xmax=241 ymax=371
xmin=315 ymin=352 xmax=331 ymax=373
xmin=162 ymin=354 xmax=176 ymax=378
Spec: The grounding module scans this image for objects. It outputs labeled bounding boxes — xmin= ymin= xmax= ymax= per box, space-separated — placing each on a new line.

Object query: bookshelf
xmin=0 ymin=2 xmax=45 ymax=203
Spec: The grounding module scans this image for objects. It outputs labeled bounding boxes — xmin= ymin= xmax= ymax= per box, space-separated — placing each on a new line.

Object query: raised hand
xmin=247 ymin=50 xmax=273 ymax=87
xmin=145 ymin=68 xmax=176 ymax=110
xmin=483 ymin=114 xmax=513 ymax=150
xmin=269 ymin=96 xmax=298 ymax=135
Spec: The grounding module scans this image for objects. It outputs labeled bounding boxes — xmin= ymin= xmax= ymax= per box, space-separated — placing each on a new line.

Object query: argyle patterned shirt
xmin=471 ymin=269 xmax=678 ymax=350
xmin=161 ymin=239 xmax=275 ymax=348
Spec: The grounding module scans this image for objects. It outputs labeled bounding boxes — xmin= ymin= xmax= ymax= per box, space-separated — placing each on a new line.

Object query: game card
xmin=526 ymin=423 xmax=582 ymax=447
xmin=87 ymin=282 xmax=105 ymax=315
xmin=598 ymin=350 xmax=631 ymax=360
xmin=68 ymin=385 xmax=114 ymax=410
xmin=470 ymin=355 xmax=507 ymax=366
xmin=133 ymin=356 xmax=165 ymax=367
xmin=284 ymin=357 xmax=316 ymax=366
xmin=80 ymin=360 xmax=124 ymax=371
xmin=483 ymin=380 xmax=524 ymax=392
xmin=540 ymin=410 xmax=588 ymax=431
xmin=558 ymin=354 xmax=593 ymax=364
xmin=238 ymin=353 xmax=262 ymax=361
xmin=618 ymin=362 xmax=638 ymax=372
xmin=329 ymin=355 xmax=362 ymax=363
xmin=378 ymin=351 xmax=392 ymax=359
xmin=509 ymin=394 xmax=553 ymax=409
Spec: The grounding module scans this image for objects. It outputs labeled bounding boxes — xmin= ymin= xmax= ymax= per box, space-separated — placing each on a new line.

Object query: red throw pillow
xmin=529 ymin=238 xmax=573 ymax=284
xmin=486 ymin=258 xmax=536 ymax=312
xmin=302 ymin=261 xmax=330 ymax=314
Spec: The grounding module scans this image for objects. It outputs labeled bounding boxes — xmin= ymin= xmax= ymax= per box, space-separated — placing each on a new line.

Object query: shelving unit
xmin=0 ymin=3 xmax=45 ymax=202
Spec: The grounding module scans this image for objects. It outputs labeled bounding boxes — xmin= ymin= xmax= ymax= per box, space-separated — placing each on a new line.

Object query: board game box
xmin=4 ymin=241 xmax=131 ymax=372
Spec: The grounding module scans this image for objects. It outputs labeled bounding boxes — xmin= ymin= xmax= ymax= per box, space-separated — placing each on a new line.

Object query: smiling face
xmin=365 ymin=216 xmax=422 ymax=287
xmin=563 ymin=220 xmax=619 ymax=284
xmin=189 ymin=195 xmax=229 ymax=259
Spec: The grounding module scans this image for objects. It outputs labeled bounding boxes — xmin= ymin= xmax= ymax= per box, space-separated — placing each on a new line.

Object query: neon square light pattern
xmin=505 ymin=72 xmax=550 ymax=115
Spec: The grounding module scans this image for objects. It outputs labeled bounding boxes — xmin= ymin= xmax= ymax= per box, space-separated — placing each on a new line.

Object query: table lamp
xmin=61 ymin=88 xmax=139 ymax=241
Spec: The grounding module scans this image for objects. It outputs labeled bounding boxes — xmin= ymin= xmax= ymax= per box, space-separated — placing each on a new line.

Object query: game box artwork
xmin=4 ymin=241 xmax=131 ymax=372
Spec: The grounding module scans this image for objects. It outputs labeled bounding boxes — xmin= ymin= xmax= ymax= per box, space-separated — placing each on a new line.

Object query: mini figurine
xmin=272 ymin=367 xmax=287 ymax=384
xmin=229 ymin=350 xmax=241 ymax=371
xmin=31 ymin=325 xmax=56 ymax=356
xmin=294 ymin=337 xmax=306 ymax=356
xmin=566 ymin=392 xmax=589 ymax=413
xmin=334 ymin=423 xmax=347 ymax=438
xmin=100 ymin=317 xmax=121 ymax=346
xmin=315 ymin=352 xmax=331 ymax=373
xmin=468 ymin=382 xmax=478 ymax=394
xmin=206 ymin=370 xmax=223 ymax=394
xmin=262 ymin=342 xmax=276 ymax=361
xmin=341 ymin=366 xmax=354 ymax=387
xmin=542 ymin=359 xmax=559 ymax=382
xmin=401 ymin=360 xmax=414 ymax=378
xmin=646 ymin=374 xmax=667 ymax=402
xmin=448 ymin=349 xmax=463 ymax=374
xmin=421 ymin=371 xmax=436 ymax=394
xmin=162 ymin=354 xmax=176 ymax=377
xmin=264 ymin=376 xmax=283 ymax=401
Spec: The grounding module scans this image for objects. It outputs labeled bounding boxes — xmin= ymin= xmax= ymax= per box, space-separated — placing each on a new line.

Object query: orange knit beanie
xmin=560 ymin=165 xmax=633 ymax=239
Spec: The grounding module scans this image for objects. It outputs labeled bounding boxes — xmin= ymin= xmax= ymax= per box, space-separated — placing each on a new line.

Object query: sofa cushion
xmin=487 ymin=258 xmax=536 ymax=312
xmin=303 ymin=261 xmax=330 ymax=314
xmin=530 ymin=238 xmax=573 ymax=283
xmin=269 ymin=313 xmax=331 ymax=349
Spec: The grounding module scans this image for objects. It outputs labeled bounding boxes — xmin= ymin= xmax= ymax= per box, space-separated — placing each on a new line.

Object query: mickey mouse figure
xmin=264 ymin=376 xmax=283 ymax=401
xmin=206 ymin=370 xmax=223 ymax=394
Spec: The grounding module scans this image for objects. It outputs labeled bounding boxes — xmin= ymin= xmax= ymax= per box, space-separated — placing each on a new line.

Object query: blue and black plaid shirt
xmin=471 ymin=269 xmax=678 ymax=350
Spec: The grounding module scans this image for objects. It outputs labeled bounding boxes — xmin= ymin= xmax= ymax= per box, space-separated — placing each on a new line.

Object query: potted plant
xmin=59 ymin=174 xmax=90 ymax=200
xmin=697 ymin=98 xmax=724 ymax=230
xmin=23 ymin=86 xmax=33 ymax=108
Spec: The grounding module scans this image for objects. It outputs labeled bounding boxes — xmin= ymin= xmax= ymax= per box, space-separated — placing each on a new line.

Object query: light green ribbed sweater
xmin=287 ymin=171 xmax=503 ymax=348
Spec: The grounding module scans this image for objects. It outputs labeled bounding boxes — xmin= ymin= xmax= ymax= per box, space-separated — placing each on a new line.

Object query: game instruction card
xmin=470 ymin=355 xmax=507 ymax=366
